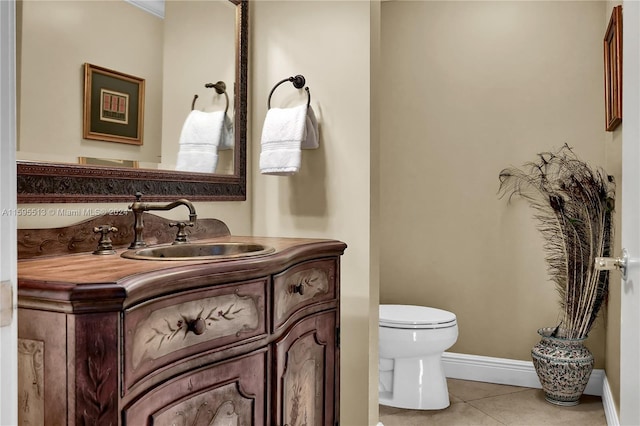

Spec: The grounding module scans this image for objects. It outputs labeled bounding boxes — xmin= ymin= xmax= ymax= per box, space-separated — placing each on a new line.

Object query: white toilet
xmin=378 ymin=304 xmax=458 ymax=410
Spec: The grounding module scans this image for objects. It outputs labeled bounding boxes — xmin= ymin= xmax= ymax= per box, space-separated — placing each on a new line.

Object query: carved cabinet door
xmin=274 ymin=311 xmax=337 ymax=426
xmin=123 ymin=349 xmax=268 ymax=426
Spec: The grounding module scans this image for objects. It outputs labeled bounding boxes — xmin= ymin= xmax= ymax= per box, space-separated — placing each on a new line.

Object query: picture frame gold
xmin=83 ymin=63 xmax=145 ymax=145
xmin=78 ymin=157 xmax=139 ymax=168
xmin=604 ymin=6 xmax=622 ymax=132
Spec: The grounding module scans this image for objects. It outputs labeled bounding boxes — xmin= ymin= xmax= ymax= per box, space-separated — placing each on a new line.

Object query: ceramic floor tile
xmin=449 ymin=392 xmax=464 ymax=404
xmin=447 ymin=378 xmax=529 ymax=402
xmin=468 ymin=388 xmax=606 ymax=426
xmin=379 ymin=404 xmax=406 ymax=417
xmin=378 ymin=380 xmax=606 ymax=426
xmin=379 ymin=401 xmax=504 ymax=426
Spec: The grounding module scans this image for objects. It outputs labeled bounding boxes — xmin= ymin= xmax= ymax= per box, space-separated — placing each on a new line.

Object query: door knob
xmin=595 ymin=248 xmax=628 ymax=280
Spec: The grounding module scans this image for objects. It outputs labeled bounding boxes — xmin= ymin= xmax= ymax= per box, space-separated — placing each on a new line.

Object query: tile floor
xmin=378 ymin=379 xmax=607 ymax=426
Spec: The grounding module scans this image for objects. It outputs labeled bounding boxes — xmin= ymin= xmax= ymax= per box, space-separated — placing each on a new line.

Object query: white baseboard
xmin=442 ymin=352 xmax=620 ymax=426
xmin=442 ymin=351 xmax=603 ymax=395
xmin=602 ymin=375 xmax=620 ymax=426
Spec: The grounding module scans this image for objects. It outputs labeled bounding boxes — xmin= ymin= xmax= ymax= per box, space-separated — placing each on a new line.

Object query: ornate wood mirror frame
xmin=17 ymin=0 xmax=248 ymax=203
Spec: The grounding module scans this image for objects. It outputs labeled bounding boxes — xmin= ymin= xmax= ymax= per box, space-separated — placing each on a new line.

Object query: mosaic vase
xmin=531 ymin=327 xmax=594 ymax=406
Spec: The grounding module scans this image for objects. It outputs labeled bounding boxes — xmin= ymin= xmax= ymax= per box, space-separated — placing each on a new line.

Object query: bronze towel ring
xmin=267 ymin=74 xmax=311 ymax=109
xmin=191 ymin=81 xmax=229 ymax=114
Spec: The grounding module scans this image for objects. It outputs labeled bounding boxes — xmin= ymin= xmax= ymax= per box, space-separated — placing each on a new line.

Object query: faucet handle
xmin=93 ymin=225 xmax=118 ymax=255
xmin=169 ymin=221 xmax=194 ymax=245
xmin=128 ymin=192 xmax=144 ymax=211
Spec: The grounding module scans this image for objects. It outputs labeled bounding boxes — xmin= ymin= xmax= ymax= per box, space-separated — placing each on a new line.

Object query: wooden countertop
xmin=17 ymin=213 xmax=347 ymax=311
xmin=18 ymin=235 xmax=343 ymax=282
xmin=19 ymin=235 xmax=347 ymax=312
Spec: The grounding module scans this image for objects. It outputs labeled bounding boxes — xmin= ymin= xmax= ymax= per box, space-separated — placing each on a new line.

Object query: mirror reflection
xmin=17 ymin=0 xmax=236 ymax=175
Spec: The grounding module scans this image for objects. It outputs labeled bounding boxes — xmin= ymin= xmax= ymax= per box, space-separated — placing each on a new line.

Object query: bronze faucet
xmin=128 ymin=192 xmax=197 ymax=248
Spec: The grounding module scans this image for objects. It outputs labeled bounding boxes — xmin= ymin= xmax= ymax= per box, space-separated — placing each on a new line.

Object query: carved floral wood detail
xmin=283 ymin=331 xmax=325 ymax=426
xmin=275 ymin=266 xmax=331 ymax=323
xmin=148 ymin=303 xmax=245 ymax=348
xmin=18 ymin=339 xmax=44 ymax=426
xmin=17 ymin=213 xmax=230 ymax=259
xmin=74 ymin=314 xmax=119 ymax=426
xmin=80 ymin=335 xmax=115 ymax=426
xmin=17 ymin=163 xmax=248 ymax=203
xmin=131 ymin=292 xmax=260 ymax=369
xmin=153 ymin=383 xmax=250 ymax=426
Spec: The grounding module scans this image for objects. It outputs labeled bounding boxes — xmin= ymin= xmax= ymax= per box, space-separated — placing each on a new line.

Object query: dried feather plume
xmin=498 ymin=144 xmax=615 ymax=339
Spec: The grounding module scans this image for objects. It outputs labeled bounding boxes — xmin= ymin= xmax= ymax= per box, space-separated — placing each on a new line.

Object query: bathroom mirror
xmin=16 ymin=0 xmax=248 ymax=203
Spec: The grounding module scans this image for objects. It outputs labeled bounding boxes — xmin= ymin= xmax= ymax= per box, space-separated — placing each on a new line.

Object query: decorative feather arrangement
xmin=498 ymin=144 xmax=615 ymax=339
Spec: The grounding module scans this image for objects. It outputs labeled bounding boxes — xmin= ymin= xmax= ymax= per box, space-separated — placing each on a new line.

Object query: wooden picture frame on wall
xmin=604 ymin=5 xmax=622 ymax=132
xmin=83 ymin=63 xmax=145 ymax=145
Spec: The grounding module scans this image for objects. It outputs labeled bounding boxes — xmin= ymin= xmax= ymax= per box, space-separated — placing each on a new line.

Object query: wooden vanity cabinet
xmin=17 ymin=229 xmax=346 ymax=426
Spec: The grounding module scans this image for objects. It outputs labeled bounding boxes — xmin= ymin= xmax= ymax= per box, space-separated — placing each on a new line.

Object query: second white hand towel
xmin=259 ymin=104 xmax=308 ymax=175
xmin=176 ymin=110 xmax=225 ymax=173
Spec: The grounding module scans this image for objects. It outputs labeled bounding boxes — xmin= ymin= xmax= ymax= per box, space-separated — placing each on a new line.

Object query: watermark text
xmin=1 ymin=208 xmax=128 ymax=217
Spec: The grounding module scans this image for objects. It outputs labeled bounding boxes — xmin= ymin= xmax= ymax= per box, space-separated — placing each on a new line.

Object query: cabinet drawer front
xmin=123 ymin=279 xmax=267 ymax=391
xmin=273 ymin=258 xmax=337 ymax=329
xmin=123 ymin=349 xmax=267 ymax=426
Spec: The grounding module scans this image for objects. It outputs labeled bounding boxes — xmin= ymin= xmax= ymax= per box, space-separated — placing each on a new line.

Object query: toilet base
xmin=379 ymin=356 xmax=450 ymax=410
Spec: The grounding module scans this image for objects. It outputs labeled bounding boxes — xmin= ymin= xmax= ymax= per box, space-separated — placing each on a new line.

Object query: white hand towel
xmin=301 ymin=106 xmax=319 ymax=149
xmin=259 ymin=104 xmax=308 ymax=175
xmin=176 ymin=110 xmax=225 ymax=172
xmin=175 ymin=144 xmax=219 ymax=173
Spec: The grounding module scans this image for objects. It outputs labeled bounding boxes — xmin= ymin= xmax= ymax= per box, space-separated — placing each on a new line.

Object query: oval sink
xmin=121 ymin=242 xmax=275 ymax=261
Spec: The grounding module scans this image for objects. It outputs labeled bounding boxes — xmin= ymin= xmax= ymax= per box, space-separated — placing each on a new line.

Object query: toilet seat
xmin=379 ymin=304 xmax=457 ymax=329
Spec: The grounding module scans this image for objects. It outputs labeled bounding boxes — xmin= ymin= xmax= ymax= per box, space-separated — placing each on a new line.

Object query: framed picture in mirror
xmin=603 ymin=5 xmax=622 ymax=132
xmin=78 ymin=157 xmax=139 ymax=168
xmin=83 ymin=63 xmax=145 ymax=144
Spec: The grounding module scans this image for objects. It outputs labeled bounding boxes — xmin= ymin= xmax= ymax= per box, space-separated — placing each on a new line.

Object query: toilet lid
xmin=379 ymin=304 xmax=456 ymax=328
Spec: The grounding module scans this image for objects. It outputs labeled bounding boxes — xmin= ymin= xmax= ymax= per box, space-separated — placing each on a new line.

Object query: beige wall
xmin=250 ymin=2 xmax=375 ymax=424
xmin=379 ymin=0 xmax=610 ymax=369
